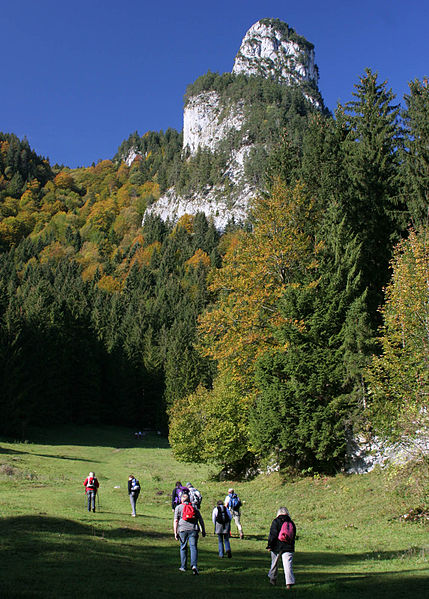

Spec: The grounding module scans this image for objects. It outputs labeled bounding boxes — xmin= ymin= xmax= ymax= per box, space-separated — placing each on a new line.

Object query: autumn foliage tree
xmin=366 ymin=226 xmax=429 ymax=449
xmin=197 ymin=180 xmax=320 ymax=388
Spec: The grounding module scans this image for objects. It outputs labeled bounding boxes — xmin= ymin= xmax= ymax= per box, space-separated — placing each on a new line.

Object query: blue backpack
xmin=229 ymin=493 xmax=242 ymax=510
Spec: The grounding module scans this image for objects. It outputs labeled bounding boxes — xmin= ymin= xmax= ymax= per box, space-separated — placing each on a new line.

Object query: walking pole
xmin=97 ymin=490 xmax=100 ymax=511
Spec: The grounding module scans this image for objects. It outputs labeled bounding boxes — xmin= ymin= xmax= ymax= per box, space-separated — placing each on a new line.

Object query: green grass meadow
xmin=0 ymin=426 xmax=427 ymax=598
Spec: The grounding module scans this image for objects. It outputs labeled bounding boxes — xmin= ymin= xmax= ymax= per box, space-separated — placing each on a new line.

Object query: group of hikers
xmin=83 ymin=473 xmax=296 ymax=589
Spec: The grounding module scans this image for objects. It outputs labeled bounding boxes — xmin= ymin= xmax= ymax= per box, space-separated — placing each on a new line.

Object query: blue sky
xmin=1 ymin=0 xmax=427 ymax=167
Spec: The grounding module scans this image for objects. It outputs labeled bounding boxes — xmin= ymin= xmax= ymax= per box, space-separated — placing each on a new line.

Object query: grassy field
xmin=0 ymin=425 xmax=427 ymax=598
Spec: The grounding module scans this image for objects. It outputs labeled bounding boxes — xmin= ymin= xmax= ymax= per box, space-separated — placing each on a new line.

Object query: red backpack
xmin=278 ymin=520 xmax=294 ymax=543
xmin=182 ymin=503 xmax=196 ymax=521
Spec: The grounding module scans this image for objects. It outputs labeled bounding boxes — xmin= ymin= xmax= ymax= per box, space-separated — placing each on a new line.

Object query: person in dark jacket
xmin=212 ymin=500 xmax=232 ymax=558
xmin=172 ymin=481 xmax=184 ymax=511
xmin=128 ymin=474 xmax=140 ymax=517
xmin=266 ymin=507 xmax=296 ymax=589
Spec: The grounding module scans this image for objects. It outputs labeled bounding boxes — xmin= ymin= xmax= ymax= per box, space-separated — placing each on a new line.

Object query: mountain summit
xmin=143 ymin=18 xmax=323 ymax=229
xmin=233 ymin=19 xmax=319 ymax=99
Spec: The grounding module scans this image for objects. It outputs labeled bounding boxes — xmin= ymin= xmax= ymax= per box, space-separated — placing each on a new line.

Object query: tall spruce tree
xmin=339 ymin=68 xmax=403 ymax=323
xmin=401 ymin=78 xmax=429 ymax=228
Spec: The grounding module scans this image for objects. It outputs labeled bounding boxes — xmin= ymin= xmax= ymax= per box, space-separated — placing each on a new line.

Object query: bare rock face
xmin=233 ymin=19 xmax=319 ymax=92
xmin=145 ymin=18 xmax=322 ymax=230
xmin=183 ymin=92 xmax=245 ymax=156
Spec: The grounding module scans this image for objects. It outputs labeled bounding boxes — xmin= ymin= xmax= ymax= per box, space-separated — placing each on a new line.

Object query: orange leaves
xmin=185 ymin=248 xmax=211 ymax=270
xmin=198 ymin=181 xmax=319 ymax=386
xmin=97 ymin=275 xmax=123 ymax=293
xmin=54 ymin=172 xmax=75 ymax=189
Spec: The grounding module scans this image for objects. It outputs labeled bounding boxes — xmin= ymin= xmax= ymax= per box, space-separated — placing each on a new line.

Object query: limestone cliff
xmin=143 ymin=18 xmax=324 ymax=229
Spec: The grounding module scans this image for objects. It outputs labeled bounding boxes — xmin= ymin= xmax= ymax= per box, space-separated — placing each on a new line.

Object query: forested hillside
xmin=0 ymin=72 xmax=427 ymax=480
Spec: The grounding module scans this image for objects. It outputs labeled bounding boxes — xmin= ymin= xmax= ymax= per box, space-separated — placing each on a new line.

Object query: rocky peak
xmin=143 ymin=18 xmax=323 ymax=230
xmin=233 ymin=18 xmax=318 ymax=89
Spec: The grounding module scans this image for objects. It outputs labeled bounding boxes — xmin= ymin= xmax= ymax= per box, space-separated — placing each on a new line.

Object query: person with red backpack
xmin=173 ymin=493 xmax=206 ymax=575
xmin=83 ymin=472 xmax=99 ymax=512
xmin=266 ymin=506 xmax=296 ymax=589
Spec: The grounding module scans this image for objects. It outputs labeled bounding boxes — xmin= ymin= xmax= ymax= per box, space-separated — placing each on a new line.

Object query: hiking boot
xmin=179 ymin=567 xmax=186 ymax=572
xmin=92 ymin=509 xmax=96 ymax=513
xmin=269 ymin=577 xmax=276 ymax=586
xmin=226 ymin=550 xmax=232 ymax=558
xmin=191 ymin=566 xmax=199 ymax=575
xmin=239 ymin=533 xmax=244 ymax=539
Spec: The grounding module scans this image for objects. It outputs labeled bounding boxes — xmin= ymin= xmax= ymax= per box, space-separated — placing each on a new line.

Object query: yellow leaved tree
xmin=198 ymin=180 xmax=320 ymax=388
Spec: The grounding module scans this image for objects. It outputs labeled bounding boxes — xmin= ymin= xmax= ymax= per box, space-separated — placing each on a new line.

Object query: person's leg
xmin=179 ymin=532 xmax=189 ymax=569
xmin=130 ymin=494 xmax=136 ymax=516
xmin=87 ymin=492 xmax=91 ymax=511
xmin=233 ymin=512 xmax=244 ymax=538
xmin=188 ymin=531 xmax=198 ymax=569
xmin=224 ymin=533 xmax=231 ymax=557
xmin=281 ymin=552 xmax=295 ymax=587
xmin=217 ymin=533 xmax=224 ymax=557
xmin=92 ymin=491 xmax=96 ymax=511
xmin=268 ymin=551 xmax=280 ymax=584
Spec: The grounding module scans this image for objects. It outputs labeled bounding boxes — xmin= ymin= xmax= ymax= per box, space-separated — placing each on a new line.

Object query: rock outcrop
xmin=143 ymin=18 xmax=323 ymax=229
xmin=232 ymin=19 xmax=319 ymax=102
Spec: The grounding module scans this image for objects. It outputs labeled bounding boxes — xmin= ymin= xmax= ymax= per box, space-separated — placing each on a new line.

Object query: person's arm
xmin=198 ymin=511 xmax=206 ymax=537
xmin=173 ymin=505 xmax=180 ymax=540
xmin=171 ymin=489 xmax=177 ymax=510
xmin=212 ymin=508 xmax=217 ymax=526
xmin=267 ymin=519 xmax=279 ymax=550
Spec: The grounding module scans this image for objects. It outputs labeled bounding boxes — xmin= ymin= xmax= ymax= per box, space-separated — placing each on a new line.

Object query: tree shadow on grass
xmin=18 ymin=425 xmax=171 ymax=450
xmin=0 ymin=445 xmax=98 ymax=462
xmin=0 ymin=516 xmax=427 ymax=598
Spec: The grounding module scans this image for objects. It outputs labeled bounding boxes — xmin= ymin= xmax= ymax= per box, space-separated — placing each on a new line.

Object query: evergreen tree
xmin=401 ymin=78 xmax=429 ymax=228
xmin=340 ymin=68 xmax=403 ymax=323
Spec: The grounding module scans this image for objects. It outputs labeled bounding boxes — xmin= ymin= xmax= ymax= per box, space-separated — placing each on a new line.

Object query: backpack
xmin=173 ymin=486 xmax=181 ymax=506
xmin=229 ymin=493 xmax=242 ymax=510
xmin=189 ymin=487 xmax=202 ymax=509
xmin=86 ymin=477 xmax=96 ymax=490
xmin=182 ymin=503 xmax=196 ymax=521
xmin=278 ymin=520 xmax=294 ymax=543
xmin=216 ymin=505 xmax=229 ymax=525
xmin=131 ymin=478 xmax=140 ymax=492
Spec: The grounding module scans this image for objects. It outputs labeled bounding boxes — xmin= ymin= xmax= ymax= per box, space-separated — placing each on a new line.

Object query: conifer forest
xmin=0 ymin=70 xmax=428 ymax=475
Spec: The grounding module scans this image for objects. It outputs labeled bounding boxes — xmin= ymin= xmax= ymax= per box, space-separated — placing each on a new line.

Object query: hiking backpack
xmin=131 ymin=478 xmax=140 ymax=492
xmin=216 ymin=505 xmax=229 ymax=525
xmin=229 ymin=493 xmax=242 ymax=510
xmin=189 ymin=487 xmax=202 ymax=509
xmin=278 ymin=520 xmax=294 ymax=543
xmin=182 ymin=503 xmax=196 ymax=521
xmin=86 ymin=477 xmax=96 ymax=490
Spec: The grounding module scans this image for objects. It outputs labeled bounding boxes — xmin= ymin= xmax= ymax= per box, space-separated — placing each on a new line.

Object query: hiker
xmin=173 ymin=492 xmax=206 ymax=575
xmin=266 ymin=507 xmax=296 ymax=589
xmin=171 ymin=481 xmax=188 ymax=511
xmin=212 ymin=500 xmax=232 ymax=558
xmin=128 ymin=474 xmax=140 ymax=517
xmin=224 ymin=488 xmax=244 ymax=539
xmin=186 ymin=482 xmax=202 ymax=509
xmin=83 ymin=471 xmax=99 ymax=512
